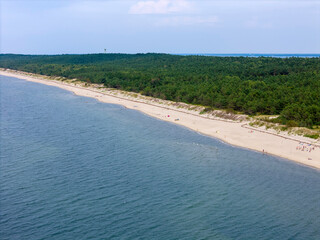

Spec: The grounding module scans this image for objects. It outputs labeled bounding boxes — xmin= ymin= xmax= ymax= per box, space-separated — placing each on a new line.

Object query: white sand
xmin=1 ymin=69 xmax=320 ymax=170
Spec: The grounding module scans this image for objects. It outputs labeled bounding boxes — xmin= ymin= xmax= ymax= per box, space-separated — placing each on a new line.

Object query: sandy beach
xmin=1 ymin=69 xmax=320 ymax=170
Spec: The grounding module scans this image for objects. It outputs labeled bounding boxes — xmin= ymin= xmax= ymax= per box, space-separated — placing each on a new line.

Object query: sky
xmin=1 ymin=0 xmax=319 ymax=54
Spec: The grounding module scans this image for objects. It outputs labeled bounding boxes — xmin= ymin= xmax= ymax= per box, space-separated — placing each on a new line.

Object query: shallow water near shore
xmin=1 ymin=76 xmax=320 ymax=240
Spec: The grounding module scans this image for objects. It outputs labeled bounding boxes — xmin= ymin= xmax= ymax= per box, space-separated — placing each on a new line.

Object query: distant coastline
xmin=1 ymin=69 xmax=320 ymax=170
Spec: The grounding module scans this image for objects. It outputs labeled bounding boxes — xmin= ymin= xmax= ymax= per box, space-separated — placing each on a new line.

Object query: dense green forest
xmin=1 ymin=53 xmax=320 ymax=127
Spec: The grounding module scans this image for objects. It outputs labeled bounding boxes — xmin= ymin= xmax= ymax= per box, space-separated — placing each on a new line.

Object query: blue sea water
xmin=179 ymin=53 xmax=320 ymax=58
xmin=1 ymin=76 xmax=320 ymax=240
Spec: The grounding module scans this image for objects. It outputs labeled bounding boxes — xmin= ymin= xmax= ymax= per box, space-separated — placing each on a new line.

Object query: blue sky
xmin=1 ymin=0 xmax=319 ymax=54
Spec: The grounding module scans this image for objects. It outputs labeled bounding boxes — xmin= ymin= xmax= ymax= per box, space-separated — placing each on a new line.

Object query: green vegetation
xmin=304 ymin=134 xmax=320 ymax=139
xmin=1 ymin=53 xmax=320 ymax=127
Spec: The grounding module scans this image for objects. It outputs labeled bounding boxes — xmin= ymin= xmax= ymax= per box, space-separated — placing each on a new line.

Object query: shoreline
xmin=1 ymin=69 xmax=320 ymax=170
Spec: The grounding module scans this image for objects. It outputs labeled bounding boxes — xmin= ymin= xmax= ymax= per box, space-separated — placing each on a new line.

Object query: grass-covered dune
xmin=1 ymin=53 xmax=319 ymax=127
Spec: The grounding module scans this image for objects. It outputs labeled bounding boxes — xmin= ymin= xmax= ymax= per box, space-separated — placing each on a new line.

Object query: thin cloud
xmin=129 ymin=0 xmax=192 ymax=14
xmin=156 ymin=16 xmax=219 ymax=26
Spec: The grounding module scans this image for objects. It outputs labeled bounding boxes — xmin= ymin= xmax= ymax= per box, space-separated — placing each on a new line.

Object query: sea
xmin=179 ymin=53 xmax=320 ymax=58
xmin=1 ymin=76 xmax=320 ymax=240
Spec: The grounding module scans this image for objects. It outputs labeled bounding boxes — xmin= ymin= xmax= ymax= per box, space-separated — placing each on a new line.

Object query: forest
xmin=1 ymin=53 xmax=320 ymax=128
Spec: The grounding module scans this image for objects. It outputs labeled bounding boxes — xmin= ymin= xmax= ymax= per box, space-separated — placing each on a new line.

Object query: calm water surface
xmin=1 ymin=76 xmax=320 ymax=240
xmin=179 ymin=53 xmax=320 ymax=58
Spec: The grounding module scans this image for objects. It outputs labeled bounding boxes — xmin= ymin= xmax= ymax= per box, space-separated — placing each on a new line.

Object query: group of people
xmin=296 ymin=142 xmax=316 ymax=153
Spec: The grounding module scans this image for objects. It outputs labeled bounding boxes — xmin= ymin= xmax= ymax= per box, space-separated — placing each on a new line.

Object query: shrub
xmin=286 ymin=120 xmax=298 ymax=127
xmin=304 ymin=134 xmax=319 ymax=139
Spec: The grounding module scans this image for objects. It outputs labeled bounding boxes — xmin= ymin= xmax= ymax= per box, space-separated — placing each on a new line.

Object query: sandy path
xmin=1 ymin=70 xmax=319 ymax=170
